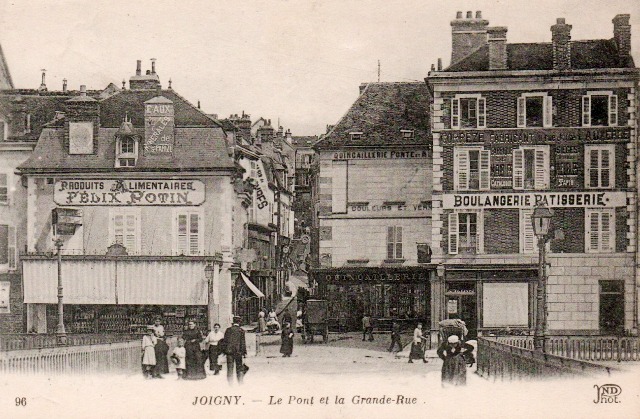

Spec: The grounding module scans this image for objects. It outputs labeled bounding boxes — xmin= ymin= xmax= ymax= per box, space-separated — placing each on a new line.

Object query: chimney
xmin=62 ymin=78 xmax=67 ymax=92
xmin=285 ymin=129 xmax=292 ymax=144
xmin=136 ymin=60 xmax=141 ymax=76
xmin=487 ymin=27 xmax=508 ymax=70
xmin=613 ymin=14 xmax=631 ymax=65
xmin=437 ymin=58 xmax=442 ymax=71
xmin=551 ymin=18 xmax=572 ymax=70
xmin=450 ymin=11 xmax=489 ymax=65
xmin=80 ymin=85 xmax=87 ymax=96
xmin=130 ymin=59 xmax=161 ymax=90
xmin=38 ymin=69 xmax=47 ymax=92
xmin=151 ymin=58 xmax=157 ymax=74
xmin=64 ymin=84 xmax=99 ymax=153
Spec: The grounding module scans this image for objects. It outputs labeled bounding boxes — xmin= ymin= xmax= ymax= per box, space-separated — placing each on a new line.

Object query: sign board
xmin=442 ymin=191 xmax=627 ymax=209
xmin=332 ymin=149 xmax=429 ymax=160
xmin=447 ymin=299 xmax=458 ymax=315
xmin=0 ymin=281 xmax=9 ymax=314
xmin=54 ymin=180 xmax=205 ymax=206
xmin=440 ymin=127 xmax=631 ymax=145
xmin=144 ymin=99 xmax=175 ymax=154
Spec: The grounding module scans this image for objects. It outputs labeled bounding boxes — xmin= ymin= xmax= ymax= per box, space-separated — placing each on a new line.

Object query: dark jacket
xmin=391 ymin=322 xmax=401 ymax=336
xmin=223 ymin=325 xmax=247 ymax=356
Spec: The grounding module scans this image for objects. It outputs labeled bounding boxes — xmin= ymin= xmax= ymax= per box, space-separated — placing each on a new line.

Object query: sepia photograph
xmin=0 ymin=0 xmax=639 ymax=418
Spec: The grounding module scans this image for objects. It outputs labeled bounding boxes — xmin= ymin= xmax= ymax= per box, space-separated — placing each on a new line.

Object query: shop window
xmin=448 ymin=212 xmax=483 ymax=255
xmin=69 ymin=122 xmax=94 ymax=154
xmin=332 ymin=160 xmax=347 ymax=213
xmin=513 ymin=146 xmax=549 ymax=190
xmin=582 ymin=92 xmax=618 ymax=127
xmin=175 ymin=210 xmax=203 ymax=256
xmin=517 ymin=93 xmax=552 ymax=128
xmin=586 ymin=209 xmax=615 ymax=253
xmin=599 ymin=280 xmax=624 ymax=335
xmin=454 ymin=147 xmax=490 ymax=191
xmin=0 ymin=173 xmax=8 ymax=204
xmin=386 ymin=226 xmax=403 ymax=260
xmin=585 ymin=145 xmax=615 ymax=189
xmin=0 ymin=224 xmax=17 ymax=270
xmin=482 ymin=282 xmax=529 ymax=327
xmin=109 ymin=209 xmax=141 ymax=254
xmin=451 ymin=95 xmax=486 ymax=129
xmin=519 ymin=209 xmax=539 ymax=254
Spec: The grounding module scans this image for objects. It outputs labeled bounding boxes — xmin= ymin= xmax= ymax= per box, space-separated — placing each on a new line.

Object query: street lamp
xmin=531 ymin=205 xmax=554 ymax=352
xmin=53 ymin=237 xmax=67 ymax=345
xmin=204 ymin=263 xmax=216 ymax=331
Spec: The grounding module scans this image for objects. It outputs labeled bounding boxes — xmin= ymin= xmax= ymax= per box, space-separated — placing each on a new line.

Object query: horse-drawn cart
xmin=303 ymin=299 xmax=329 ymax=344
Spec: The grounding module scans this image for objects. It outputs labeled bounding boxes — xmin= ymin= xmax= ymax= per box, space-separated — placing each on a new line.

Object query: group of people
xmin=256 ymin=307 xmax=296 ymax=358
xmin=141 ymin=316 xmax=248 ymax=384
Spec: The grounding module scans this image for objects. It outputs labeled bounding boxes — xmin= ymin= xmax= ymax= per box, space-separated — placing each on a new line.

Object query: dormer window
xmin=115 ymin=136 xmax=139 ymax=168
xmin=349 ymin=132 xmax=363 ymax=141
xmin=401 ymin=129 xmax=414 ymax=139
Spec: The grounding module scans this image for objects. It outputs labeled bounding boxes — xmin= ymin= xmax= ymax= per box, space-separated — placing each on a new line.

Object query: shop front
xmin=312 ymin=266 xmax=434 ymax=331
xmin=442 ymin=266 xmax=538 ymax=339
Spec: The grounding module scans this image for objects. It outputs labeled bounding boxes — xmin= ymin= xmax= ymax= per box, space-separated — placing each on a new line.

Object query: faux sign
xmin=54 ymin=180 xmax=205 ymax=206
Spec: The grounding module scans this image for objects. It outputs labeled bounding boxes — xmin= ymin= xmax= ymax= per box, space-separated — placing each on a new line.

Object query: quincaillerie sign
xmin=54 ymin=180 xmax=205 ymax=206
xmin=440 ymin=127 xmax=630 ymax=145
xmin=442 ymin=191 xmax=627 ymax=209
xmin=322 ymin=271 xmax=428 ymax=283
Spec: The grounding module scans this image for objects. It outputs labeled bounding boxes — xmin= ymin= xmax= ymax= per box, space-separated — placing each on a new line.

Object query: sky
xmin=0 ymin=0 xmax=638 ymax=135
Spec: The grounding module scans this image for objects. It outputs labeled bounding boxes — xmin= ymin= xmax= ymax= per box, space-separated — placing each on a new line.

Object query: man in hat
xmin=223 ymin=316 xmax=247 ymax=384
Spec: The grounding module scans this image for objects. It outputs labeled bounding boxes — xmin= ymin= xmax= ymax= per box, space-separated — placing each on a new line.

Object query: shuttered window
xmin=110 ymin=209 xmax=140 ymax=253
xmin=585 ymin=145 xmax=615 ymax=189
xmin=454 ymin=147 xmax=490 ymax=191
xmin=0 ymin=174 xmax=8 ymax=204
xmin=0 ymin=224 xmax=17 ymax=269
xmin=517 ymin=93 xmax=552 ymax=128
xmin=331 ymin=160 xmax=348 ymax=213
xmin=451 ymin=95 xmax=486 ymax=129
xmin=585 ymin=209 xmax=615 ymax=253
xmin=513 ymin=146 xmax=549 ymax=190
xmin=386 ymin=226 xmax=403 ymax=260
xmin=519 ymin=209 xmax=539 ymax=254
xmin=175 ymin=210 xmax=203 ymax=256
xmin=582 ymin=92 xmax=618 ymax=127
xmin=449 ymin=211 xmax=483 ymax=255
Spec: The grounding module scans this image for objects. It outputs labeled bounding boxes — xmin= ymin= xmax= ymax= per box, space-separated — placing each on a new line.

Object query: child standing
xmin=141 ymin=326 xmax=157 ymax=378
xmin=171 ymin=337 xmax=187 ymax=379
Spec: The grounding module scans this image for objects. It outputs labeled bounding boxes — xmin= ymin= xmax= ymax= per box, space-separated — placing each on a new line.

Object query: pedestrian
xmin=295 ymin=309 xmax=303 ymax=333
xmin=258 ymin=310 xmax=267 ymax=333
xmin=170 ymin=337 xmax=186 ymax=379
xmin=362 ymin=313 xmax=374 ymax=341
xmin=267 ymin=309 xmax=280 ymax=332
xmin=152 ymin=317 xmax=165 ymax=338
xmin=280 ymin=322 xmax=294 ymax=357
xmin=141 ymin=326 xmax=157 ymax=378
xmin=183 ymin=320 xmax=206 ymax=380
xmin=153 ymin=329 xmax=169 ymax=377
xmin=437 ymin=335 xmax=475 ymax=386
xmin=282 ymin=310 xmax=293 ymax=327
xmin=388 ymin=321 xmax=403 ymax=353
xmin=408 ymin=323 xmax=427 ymax=363
xmin=204 ymin=323 xmax=224 ymax=375
xmin=223 ymin=316 xmax=247 ymax=384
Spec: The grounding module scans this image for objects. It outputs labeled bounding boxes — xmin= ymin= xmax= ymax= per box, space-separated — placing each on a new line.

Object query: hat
xmin=447 ymin=335 xmax=460 ymax=344
xmin=233 ymin=316 xmax=242 ymax=323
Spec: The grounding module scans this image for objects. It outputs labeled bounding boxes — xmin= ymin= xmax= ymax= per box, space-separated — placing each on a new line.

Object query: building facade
xmin=312 ymin=82 xmax=433 ymax=330
xmin=427 ymin=12 xmax=639 ymax=337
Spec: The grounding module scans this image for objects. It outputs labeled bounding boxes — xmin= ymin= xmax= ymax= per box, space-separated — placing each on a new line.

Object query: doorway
xmin=599 ymin=280 xmax=624 ymax=335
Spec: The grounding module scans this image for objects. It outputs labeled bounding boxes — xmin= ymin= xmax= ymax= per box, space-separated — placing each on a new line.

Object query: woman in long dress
xmin=183 ymin=321 xmax=206 ymax=380
xmin=141 ymin=327 xmax=157 ymax=378
xmin=280 ymin=322 xmax=294 ymax=357
xmin=409 ymin=323 xmax=427 ymax=363
xmin=153 ymin=330 xmax=170 ymax=376
xmin=437 ymin=335 xmax=475 ymax=386
xmin=258 ymin=311 xmax=267 ymax=333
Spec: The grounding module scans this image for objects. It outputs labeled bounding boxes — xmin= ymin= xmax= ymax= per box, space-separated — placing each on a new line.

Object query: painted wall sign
xmin=554 ymin=145 xmax=581 ymax=188
xmin=54 ymin=180 xmax=205 ymax=206
xmin=440 ymin=127 xmax=631 ymax=145
xmin=144 ymin=100 xmax=175 ymax=154
xmin=442 ymin=191 xmax=627 ymax=209
xmin=348 ymin=202 xmax=431 ymax=213
xmin=0 ymin=281 xmax=9 ymax=313
xmin=321 ymin=271 xmax=428 ymax=283
xmin=332 ymin=149 xmax=429 ymax=160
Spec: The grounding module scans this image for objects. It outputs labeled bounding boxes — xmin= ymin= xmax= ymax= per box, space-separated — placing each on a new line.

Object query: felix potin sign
xmin=54 ymin=180 xmax=205 ymax=206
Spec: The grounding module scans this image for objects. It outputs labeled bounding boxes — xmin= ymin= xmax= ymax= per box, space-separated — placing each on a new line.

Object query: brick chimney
xmin=229 ymin=112 xmax=252 ymax=142
xmin=487 ymin=27 xmax=508 ymax=70
xmin=613 ymin=14 xmax=631 ymax=65
xmin=551 ymin=18 xmax=572 ymax=70
xmin=64 ymin=84 xmax=100 ymax=153
xmin=450 ymin=11 xmax=489 ymax=65
xmin=130 ymin=59 xmax=161 ymax=90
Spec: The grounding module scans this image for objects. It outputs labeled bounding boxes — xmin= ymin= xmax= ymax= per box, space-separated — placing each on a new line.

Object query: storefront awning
xmin=241 ymin=272 xmax=265 ymax=298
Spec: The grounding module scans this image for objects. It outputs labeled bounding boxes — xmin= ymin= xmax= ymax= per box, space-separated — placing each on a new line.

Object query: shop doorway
xmin=599 ymin=280 xmax=624 ymax=335
xmin=446 ymin=281 xmax=477 ymax=339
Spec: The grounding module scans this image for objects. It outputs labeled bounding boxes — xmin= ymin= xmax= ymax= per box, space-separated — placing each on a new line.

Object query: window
xmin=417 ymin=243 xmax=432 ymax=263
xmin=482 ymin=283 xmax=529 ymax=327
xmin=454 ymin=147 xmax=490 ymax=190
xmin=448 ymin=212 xmax=483 ymax=255
xmin=401 ymin=130 xmax=414 ymax=139
xmin=69 ymin=122 xmax=94 ymax=154
xmin=517 ymin=93 xmax=552 ymax=128
xmin=451 ymin=95 xmax=486 ymax=129
xmin=586 ymin=209 xmax=615 ymax=253
xmin=174 ymin=210 xmax=203 ymax=256
xmin=115 ymin=136 xmax=138 ymax=168
xmin=582 ymin=92 xmax=618 ymax=127
xmin=331 ymin=160 xmax=347 ymax=213
xmin=349 ymin=132 xmax=363 ymax=141
xmin=519 ymin=209 xmax=538 ymax=254
xmin=386 ymin=226 xmax=403 ymax=259
xmin=109 ymin=209 xmax=140 ymax=253
xmin=585 ymin=145 xmax=615 ymax=189
xmin=513 ymin=146 xmax=549 ymax=190
xmin=0 ymin=174 xmax=8 ymax=204
xmin=0 ymin=225 xmax=17 ymax=270
xmin=599 ymin=280 xmax=624 ymax=334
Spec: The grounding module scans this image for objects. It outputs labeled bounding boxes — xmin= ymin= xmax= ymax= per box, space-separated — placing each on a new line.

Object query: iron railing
xmin=477 ymin=337 xmax=615 ymax=380
xmin=0 ymin=334 xmax=141 ymax=351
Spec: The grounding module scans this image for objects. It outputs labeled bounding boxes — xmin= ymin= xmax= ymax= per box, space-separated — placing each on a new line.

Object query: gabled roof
xmin=0 ymin=43 xmax=14 ymax=90
xmin=445 ymin=39 xmax=635 ymax=72
xmin=315 ymin=82 xmax=431 ymax=149
xmin=0 ymin=93 xmax=72 ymax=141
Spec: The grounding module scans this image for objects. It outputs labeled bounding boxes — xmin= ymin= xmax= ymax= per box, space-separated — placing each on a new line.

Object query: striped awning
xmin=240 ymin=272 xmax=265 ymax=298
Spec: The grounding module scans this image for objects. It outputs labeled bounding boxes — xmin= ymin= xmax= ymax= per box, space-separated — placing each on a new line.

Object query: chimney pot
xmin=62 ymin=78 xmax=68 ymax=92
xmin=476 ymin=11 xmax=482 ymax=19
xmin=136 ymin=60 xmax=141 ymax=76
xmin=151 ymin=58 xmax=156 ymax=74
xmin=557 ymin=18 xmax=565 ymax=24
xmin=466 ymin=11 xmax=472 ymax=18
xmin=146 ymin=70 xmax=151 ymax=75
xmin=430 ymin=64 xmax=435 ymax=71
xmin=80 ymin=85 xmax=87 ymax=96
xmin=456 ymin=11 xmax=462 ymax=19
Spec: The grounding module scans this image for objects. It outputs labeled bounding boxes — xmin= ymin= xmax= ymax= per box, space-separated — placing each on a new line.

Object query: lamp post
xmin=205 ymin=263 xmax=216 ymax=331
xmin=53 ymin=237 xmax=67 ymax=345
xmin=531 ymin=205 xmax=554 ymax=352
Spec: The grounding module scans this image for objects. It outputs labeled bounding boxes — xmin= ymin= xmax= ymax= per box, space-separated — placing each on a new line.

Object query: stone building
xmin=427 ymin=12 xmax=639 ymax=338
xmin=311 ymin=82 xmax=433 ymax=330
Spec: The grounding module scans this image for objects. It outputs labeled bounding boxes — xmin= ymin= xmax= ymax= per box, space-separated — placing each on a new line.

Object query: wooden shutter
xmin=601 ymin=211 xmax=612 ymax=252
xmin=124 ymin=214 xmax=136 ymax=253
xmin=188 ymin=213 xmax=200 ymax=255
xmin=0 ymin=225 xmax=7 ymax=264
xmin=543 ymin=96 xmax=553 ymax=127
xmin=601 ymin=148 xmax=611 ymax=188
xmin=177 ymin=213 xmax=188 ymax=255
xmin=582 ymin=95 xmax=591 ymax=126
xmin=534 ymin=147 xmax=549 ymax=189
xmin=395 ymin=226 xmax=403 ymax=259
xmin=455 ymin=149 xmax=469 ymax=190
xmin=513 ymin=148 xmax=525 ymax=189
xmin=451 ymin=98 xmax=460 ymax=128
xmin=517 ymin=97 xmax=526 ymax=127
xmin=477 ymin=97 xmax=486 ymax=128
xmin=586 ymin=209 xmax=599 ymax=252
xmin=520 ymin=209 xmax=538 ymax=254
xmin=608 ymin=95 xmax=618 ymax=126
xmin=387 ymin=226 xmax=394 ymax=259
xmin=0 ymin=174 xmax=7 ymax=204
xmin=586 ymin=148 xmax=597 ymax=188
xmin=113 ymin=214 xmax=124 ymax=246
xmin=8 ymin=226 xmax=15 ymax=269
xmin=479 ymin=149 xmax=491 ymax=190
xmin=448 ymin=213 xmax=459 ymax=255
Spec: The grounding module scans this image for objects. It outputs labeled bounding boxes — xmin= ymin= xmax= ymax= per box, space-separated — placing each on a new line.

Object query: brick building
xmin=427 ymin=12 xmax=639 ymax=338
xmin=311 ymin=82 xmax=433 ymax=330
